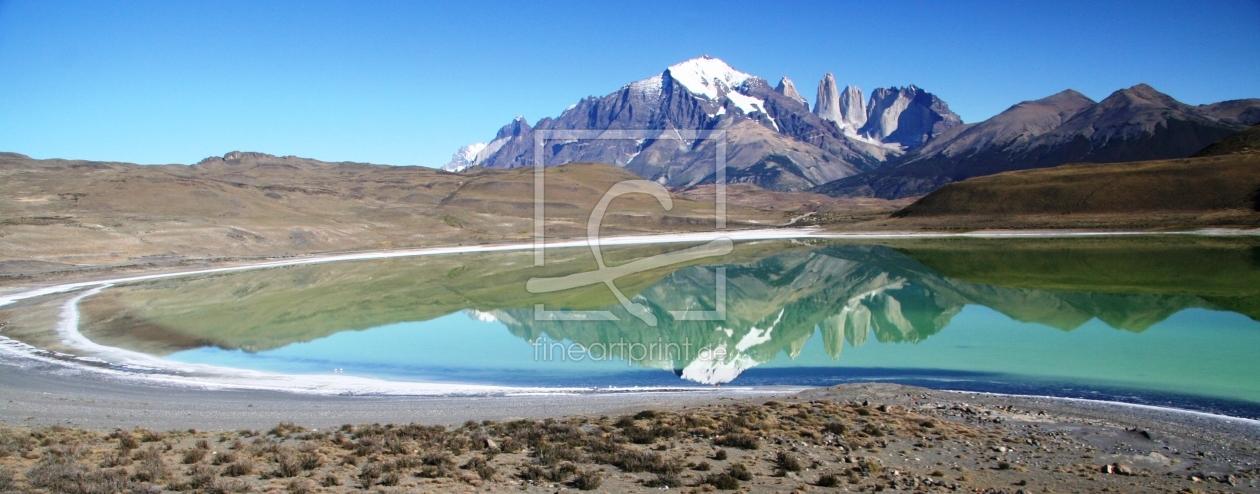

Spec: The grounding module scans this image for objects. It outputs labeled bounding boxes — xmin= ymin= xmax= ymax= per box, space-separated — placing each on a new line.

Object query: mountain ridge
xmin=814 ymin=84 xmax=1260 ymax=199
xmin=443 ymin=56 xmax=961 ymax=192
xmin=445 ymin=58 xmax=1257 ymax=201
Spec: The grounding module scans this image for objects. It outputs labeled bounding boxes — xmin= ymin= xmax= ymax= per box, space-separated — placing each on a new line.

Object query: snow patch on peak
xmin=666 ymin=56 xmax=752 ymax=100
xmin=678 ymin=309 xmax=786 ymax=385
xmin=725 ymin=91 xmax=767 ymax=116
xmin=442 ymin=142 xmax=488 ymax=172
xmin=736 ymin=309 xmax=784 ymax=352
xmin=679 ymin=352 xmax=758 ymax=385
xmin=462 ymin=309 xmax=499 ymax=323
xmin=628 ymin=74 xmax=664 ymax=98
xmin=724 ymin=92 xmax=777 ymax=130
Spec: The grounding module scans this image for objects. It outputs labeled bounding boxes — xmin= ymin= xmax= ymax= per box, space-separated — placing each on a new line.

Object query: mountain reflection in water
xmin=79 ymin=238 xmax=1260 ymax=390
xmin=486 ymin=244 xmax=1225 ymax=384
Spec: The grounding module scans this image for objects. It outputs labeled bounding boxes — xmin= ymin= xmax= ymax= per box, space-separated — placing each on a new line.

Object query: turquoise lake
xmin=77 ymin=237 xmax=1260 ymax=417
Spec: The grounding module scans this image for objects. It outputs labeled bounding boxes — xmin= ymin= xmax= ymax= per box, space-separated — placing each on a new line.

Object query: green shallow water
xmin=75 ymin=236 xmax=1260 ymax=415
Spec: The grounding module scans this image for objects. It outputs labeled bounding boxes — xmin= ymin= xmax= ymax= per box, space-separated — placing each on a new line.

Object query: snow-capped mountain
xmin=445 ymin=56 xmax=961 ymax=191
xmin=441 ymin=142 xmax=487 ymax=172
xmin=444 ymin=56 xmax=1258 ymax=198
xmin=659 ymin=55 xmax=752 ymax=100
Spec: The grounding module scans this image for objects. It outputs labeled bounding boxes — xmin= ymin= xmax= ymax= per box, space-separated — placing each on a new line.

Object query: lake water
xmin=75 ymin=236 xmax=1260 ymax=417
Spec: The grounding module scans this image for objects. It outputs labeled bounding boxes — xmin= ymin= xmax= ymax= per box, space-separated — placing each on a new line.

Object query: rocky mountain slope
xmin=885 ymin=124 xmax=1260 ymax=228
xmin=1194 ymin=120 xmax=1260 ymax=156
xmin=444 ymin=56 xmax=961 ymax=192
xmin=815 ymin=84 xmax=1260 ymax=198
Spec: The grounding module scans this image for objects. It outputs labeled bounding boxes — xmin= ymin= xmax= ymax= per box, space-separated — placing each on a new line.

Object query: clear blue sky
xmin=1 ymin=0 xmax=1257 ymax=167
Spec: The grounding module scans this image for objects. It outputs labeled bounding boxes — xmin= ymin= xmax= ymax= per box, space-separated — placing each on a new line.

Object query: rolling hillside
xmin=0 ymin=152 xmax=781 ymax=282
xmin=885 ymin=125 xmax=1260 ymax=229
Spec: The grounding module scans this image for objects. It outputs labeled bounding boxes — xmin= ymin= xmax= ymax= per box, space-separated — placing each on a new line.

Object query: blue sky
xmin=1 ymin=0 xmax=1257 ymax=167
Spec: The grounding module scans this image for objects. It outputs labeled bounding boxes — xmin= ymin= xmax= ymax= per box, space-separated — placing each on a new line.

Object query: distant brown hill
xmin=887 ymin=125 xmax=1260 ymax=229
xmin=0 ymin=152 xmax=780 ymax=281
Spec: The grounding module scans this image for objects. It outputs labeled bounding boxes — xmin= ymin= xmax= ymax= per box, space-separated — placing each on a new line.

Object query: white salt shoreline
xmin=5 ymin=226 xmax=1256 ymax=308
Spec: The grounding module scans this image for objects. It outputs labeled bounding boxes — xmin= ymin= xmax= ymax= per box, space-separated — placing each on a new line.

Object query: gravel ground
xmin=0 ymin=354 xmax=1258 ymax=492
